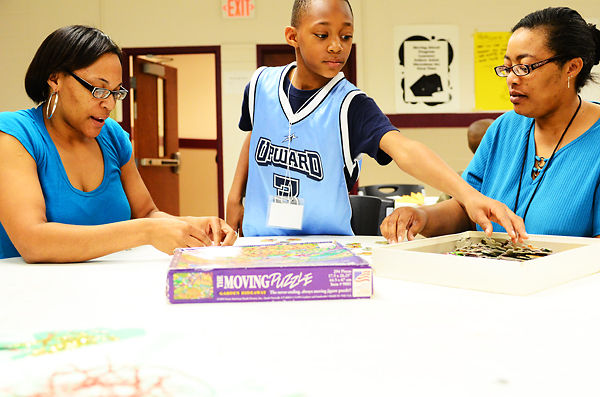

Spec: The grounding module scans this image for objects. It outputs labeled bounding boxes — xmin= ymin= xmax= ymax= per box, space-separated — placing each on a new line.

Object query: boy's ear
xmin=285 ymin=26 xmax=299 ymax=49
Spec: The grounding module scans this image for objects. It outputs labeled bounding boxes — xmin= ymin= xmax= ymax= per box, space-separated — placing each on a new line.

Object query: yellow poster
xmin=474 ymin=32 xmax=512 ymax=111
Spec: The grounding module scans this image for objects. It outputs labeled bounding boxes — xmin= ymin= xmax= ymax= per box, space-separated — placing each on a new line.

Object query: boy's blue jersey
xmin=243 ymin=63 xmax=362 ymax=236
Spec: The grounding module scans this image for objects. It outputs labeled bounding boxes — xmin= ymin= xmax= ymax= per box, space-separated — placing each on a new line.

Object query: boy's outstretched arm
xmin=226 ymin=132 xmax=251 ymax=236
xmin=379 ymin=130 xmax=528 ymax=241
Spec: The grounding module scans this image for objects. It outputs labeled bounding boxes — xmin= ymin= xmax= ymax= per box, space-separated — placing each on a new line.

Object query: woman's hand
xmin=380 ymin=206 xmax=428 ymax=243
xmin=145 ymin=218 xmax=211 ymax=254
xmin=181 ymin=216 xmax=237 ymax=246
xmin=146 ymin=216 xmax=236 ymax=255
xmin=461 ymin=193 xmax=528 ymax=242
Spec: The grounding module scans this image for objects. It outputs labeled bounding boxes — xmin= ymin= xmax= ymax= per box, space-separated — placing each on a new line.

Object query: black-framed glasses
xmin=68 ymin=71 xmax=128 ymax=100
xmin=494 ymin=55 xmax=563 ymax=77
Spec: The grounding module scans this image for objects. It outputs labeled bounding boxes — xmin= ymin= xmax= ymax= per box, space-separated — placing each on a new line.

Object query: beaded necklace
xmin=514 ymin=95 xmax=582 ymax=221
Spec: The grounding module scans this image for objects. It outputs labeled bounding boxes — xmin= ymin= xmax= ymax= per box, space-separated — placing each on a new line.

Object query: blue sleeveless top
xmin=243 ymin=63 xmax=363 ymax=236
xmin=0 ymin=106 xmax=132 ymax=258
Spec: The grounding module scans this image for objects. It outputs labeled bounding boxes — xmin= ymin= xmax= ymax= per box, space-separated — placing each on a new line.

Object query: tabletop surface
xmin=1 ymin=235 xmax=600 ymax=396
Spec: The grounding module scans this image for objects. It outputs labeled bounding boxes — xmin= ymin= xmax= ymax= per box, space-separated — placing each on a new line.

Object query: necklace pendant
xmin=534 ymin=155 xmax=546 ymax=169
xmin=538 ymin=158 xmax=546 ymax=168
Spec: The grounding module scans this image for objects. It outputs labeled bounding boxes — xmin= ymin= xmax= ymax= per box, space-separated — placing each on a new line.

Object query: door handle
xmin=139 ymin=152 xmax=180 ymax=174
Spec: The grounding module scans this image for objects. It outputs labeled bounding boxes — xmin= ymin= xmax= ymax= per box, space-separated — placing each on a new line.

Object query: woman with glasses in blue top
xmin=381 ymin=7 xmax=600 ymax=242
xmin=0 ymin=25 xmax=236 ymax=262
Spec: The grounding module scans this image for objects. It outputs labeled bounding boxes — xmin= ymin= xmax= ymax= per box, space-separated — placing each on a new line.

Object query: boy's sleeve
xmin=347 ymin=95 xmax=393 ymax=165
xmin=238 ymin=83 xmax=252 ymax=132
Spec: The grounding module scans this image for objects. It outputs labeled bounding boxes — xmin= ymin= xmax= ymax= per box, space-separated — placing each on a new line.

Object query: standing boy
xmin=227 ymin=0 xmax=527 ymax=242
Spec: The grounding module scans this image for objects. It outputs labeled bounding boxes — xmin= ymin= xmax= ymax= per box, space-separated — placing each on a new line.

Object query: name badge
xmin=267 ymin=196 xmax=304 ymax=230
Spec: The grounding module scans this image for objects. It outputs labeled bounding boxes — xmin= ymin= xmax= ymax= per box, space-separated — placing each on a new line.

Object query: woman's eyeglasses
xmin=68 ymin=71 xmax=128 ymax=100
xmin=494 ymin=55 xmax=563 ymax=77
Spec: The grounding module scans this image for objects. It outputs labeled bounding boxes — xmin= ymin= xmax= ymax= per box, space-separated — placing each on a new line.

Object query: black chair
xmin=359 ymin=184 xmax=425 ymax=198
xmin=349 ymin=195 xmax=395 ymax=236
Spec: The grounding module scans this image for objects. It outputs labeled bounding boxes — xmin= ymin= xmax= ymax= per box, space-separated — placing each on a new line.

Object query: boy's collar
xmin=278 ymin=62 xmax=345 ymax=124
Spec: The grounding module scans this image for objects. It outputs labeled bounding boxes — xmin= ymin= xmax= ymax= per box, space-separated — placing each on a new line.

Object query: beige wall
xmin=359 ymin=127 xmax=473 ymax=195
xmin=2 ymin=0 xmax=599 ymax=202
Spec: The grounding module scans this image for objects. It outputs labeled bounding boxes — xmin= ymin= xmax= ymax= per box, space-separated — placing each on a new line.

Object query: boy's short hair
xmin=291 ymin=0 xmax=353 ymax=27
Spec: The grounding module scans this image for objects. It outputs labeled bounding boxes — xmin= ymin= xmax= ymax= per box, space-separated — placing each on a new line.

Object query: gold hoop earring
xmin=46 ymin=92 xmax=58 ymax=119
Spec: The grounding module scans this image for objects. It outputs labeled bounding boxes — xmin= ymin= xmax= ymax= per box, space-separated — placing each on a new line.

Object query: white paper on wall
xmin=393 ymin=25 xmax=460 ymax=113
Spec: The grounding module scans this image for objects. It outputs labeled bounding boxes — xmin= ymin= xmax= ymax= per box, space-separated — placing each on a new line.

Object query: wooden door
xmin=132 ymin=57 xmax=180 ymax=215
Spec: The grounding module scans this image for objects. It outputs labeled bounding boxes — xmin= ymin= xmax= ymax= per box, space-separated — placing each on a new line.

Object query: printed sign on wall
xmin=473 ymin=32 xmax=512 ymax=111
xmin=222 ymin=0 xmax=255 ymax=19
xmin=394 ymin=25 xmax=459 ymax=113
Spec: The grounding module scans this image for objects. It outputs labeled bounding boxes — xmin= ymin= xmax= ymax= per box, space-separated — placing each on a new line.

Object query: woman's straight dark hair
xmin=25 ymin=25 xmax=122 ymax=104
xmin=512 ymin=7 xmax=600 ymax=92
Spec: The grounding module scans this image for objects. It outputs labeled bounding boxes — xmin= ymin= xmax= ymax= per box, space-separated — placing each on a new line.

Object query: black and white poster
xmin=394 ymin=25 xmax=459 ymax=113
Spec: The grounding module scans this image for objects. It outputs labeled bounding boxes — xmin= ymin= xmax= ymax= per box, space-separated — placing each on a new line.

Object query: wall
xmin=356 ymin=0 xmax=600 ymax=195
xmin=1 ymin=0 xmax=599 ymax=202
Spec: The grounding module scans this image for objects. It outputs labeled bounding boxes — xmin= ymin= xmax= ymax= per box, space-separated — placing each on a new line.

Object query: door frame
xmin=121 ymin=46 xmax=224 ymax=218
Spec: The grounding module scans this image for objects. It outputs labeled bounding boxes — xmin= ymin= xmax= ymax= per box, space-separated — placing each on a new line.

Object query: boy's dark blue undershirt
xmin=239 ymin=74 xmax=394 ymax=165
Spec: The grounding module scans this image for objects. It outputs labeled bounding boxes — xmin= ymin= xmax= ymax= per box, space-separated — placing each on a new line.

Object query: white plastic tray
xmin=372 ymin=231 xmax=600 ymax=295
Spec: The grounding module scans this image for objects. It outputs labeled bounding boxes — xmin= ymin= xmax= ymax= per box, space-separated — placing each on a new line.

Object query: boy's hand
xmin=380 ymin=207 xmax=428 ymax=244
xmin=226 ymin=199 xmax=245 ymax=237
xmin=461 ymin=194 xmax=528 ymax=243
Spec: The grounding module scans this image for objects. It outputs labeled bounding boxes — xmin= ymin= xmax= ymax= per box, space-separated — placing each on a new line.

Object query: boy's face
xmin=290 ymin=0 xmax=353 ymax=85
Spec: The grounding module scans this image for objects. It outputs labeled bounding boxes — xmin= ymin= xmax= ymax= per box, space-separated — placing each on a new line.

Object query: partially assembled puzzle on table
xmin=372 ymin=231 xmax=600 ymax=295
xmin=167 ymin=241 xmax=372 ymax=303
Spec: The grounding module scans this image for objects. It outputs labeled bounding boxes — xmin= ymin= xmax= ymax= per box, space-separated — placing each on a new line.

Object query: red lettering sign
xmin=222 ymin=0 xmax=255 ymax=18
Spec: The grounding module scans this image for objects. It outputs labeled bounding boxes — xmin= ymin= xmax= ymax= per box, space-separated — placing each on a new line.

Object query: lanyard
xmin=513 ymin=95 xmax=582 ymax=221
xmin=283 ymin=68 xmax=322 ymax=200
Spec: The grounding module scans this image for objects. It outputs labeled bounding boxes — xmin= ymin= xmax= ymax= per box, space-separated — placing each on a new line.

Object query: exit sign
xmin=222 ymin=0 xmax=255 ymax=18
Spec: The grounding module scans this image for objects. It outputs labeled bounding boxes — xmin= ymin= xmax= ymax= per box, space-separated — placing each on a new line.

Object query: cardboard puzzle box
xmin=167 ymin=241 xmax=373 ymax=303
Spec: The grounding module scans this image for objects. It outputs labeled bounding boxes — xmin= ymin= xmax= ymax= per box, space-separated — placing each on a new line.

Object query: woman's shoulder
xmin=0 ymin=107 xmax=43 ymax=131
xmin=101 ymin=117 xmax=131 ymax=141
xmin=493 ymin=110 xmax=531 ymax=126
xmin=0 ymin=107 xmax=45 ymax=143
xmin=586 ymin=101 xmax=600 ymax=132
xmin=487 ymin=110 xmax=532 ymax=140
xmin=0 ymin=107 xmax=46 ymax=160
xmin=99 ymin=118 xmax=132 ymax=166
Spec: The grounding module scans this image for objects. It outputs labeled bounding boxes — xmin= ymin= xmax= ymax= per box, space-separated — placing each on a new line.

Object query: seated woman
xmin=381 ymin=7 xmax=600 ymax=242
xmin=0 ymin=25 xmax=236 ymax=262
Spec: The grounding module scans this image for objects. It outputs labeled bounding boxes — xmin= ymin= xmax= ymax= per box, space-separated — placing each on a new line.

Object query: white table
xmin=1 ymin=236 xmax=600 ymax=396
